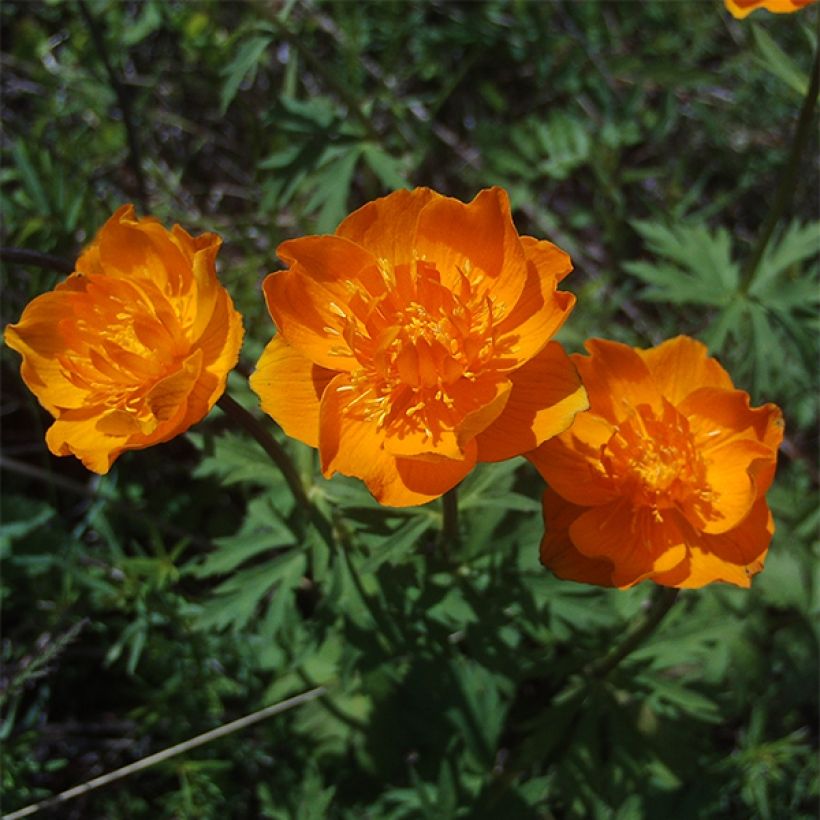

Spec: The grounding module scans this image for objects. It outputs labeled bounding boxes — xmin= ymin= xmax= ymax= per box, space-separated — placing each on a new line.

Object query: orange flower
xmin=529 ymin=336 xmax=783 ymax=589
xmin=725 ymin=0 xmax=816 ymax=17
xmin=250 ymin=187 xmax=587 ymax=506
xmin=4 ymin=205 xmax=244 ymax=473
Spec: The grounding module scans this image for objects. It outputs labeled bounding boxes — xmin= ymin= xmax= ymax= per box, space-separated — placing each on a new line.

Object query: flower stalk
xmin=216 ymin=393 xmax=311 ymax=509
xmin=739 ymin=26 xmax=819 ymax=293
xmin=584 ymin=585 xmax=681 ymax=679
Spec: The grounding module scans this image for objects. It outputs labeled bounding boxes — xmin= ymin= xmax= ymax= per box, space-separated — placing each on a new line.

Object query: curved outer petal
xmin=679 ymin=386 xmax=784 ymax=496
xmin=335 ymin=187 xmax=438 ymax=266
xmin=413 ymin=187 xmax=529 ymax=321
xmin=687 ymin=437 xmax=774 ymax=534
xmin=490 ymin=236 xmax=575 ymax=369
xmin=319 ymin=373 xmax=475 ymax=506
xmin=262 ymin=235 xmax=379 ymax=370
xmin=568 ymin=503 xmax=688 ymax=588
xmin=527 ymin=411 xmax=616 ymax=506
xmin=574 ymin=338 xmax=662 ymax=422
xmin=476 ymin=341 xmax=589 ymax=463
xmin=539 ymin=488 xmax=616 ymax=587
xmin=250 ymin=335 xmax=336 ymax=448
xmin=637 ymin=336 xmax=733 ymax=406
xmin=652 ymin=499 xmax=773 ymax=588
xmin=4 ymin=282 xmax=91 ymax=414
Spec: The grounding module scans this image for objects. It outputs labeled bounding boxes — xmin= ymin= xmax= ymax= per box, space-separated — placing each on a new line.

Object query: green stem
xmin=739 ymin=27 xmax=819 ymax=294
xmin=215 ymin=393 xmax=335 ymax=547
xmin=441 ymin=487 xmax=460 ymax=556
xmin=584 ymin=585 xmax=680 ymax=680
xmin=0 ymin=247 xmax=74 ymax=275
xmin=216 ymin=394 xmax=310 ymax=507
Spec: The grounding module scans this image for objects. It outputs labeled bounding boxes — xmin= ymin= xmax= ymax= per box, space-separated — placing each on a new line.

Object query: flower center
xmin=57 ymin=275 xmax=188 ymax=417
xmin=329 ymin=257 xmax=511 ymax=439
xmin=601 ymin=400 xmax=712 ymax=520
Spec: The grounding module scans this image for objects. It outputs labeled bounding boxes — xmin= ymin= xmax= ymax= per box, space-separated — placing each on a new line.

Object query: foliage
xmin=1 ymin=2 xmax=817 ymax=818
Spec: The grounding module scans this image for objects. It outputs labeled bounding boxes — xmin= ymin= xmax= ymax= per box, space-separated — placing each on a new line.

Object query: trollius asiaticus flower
xmin=251 ymin=187 xmax=588 ymax=506
xmin=4 ymin=205 xmax=244 ymax=473
xmin=529 ymin=336 xmax=784 ymax=588
xmin=725 ymin=0 xmax=816 ymax=18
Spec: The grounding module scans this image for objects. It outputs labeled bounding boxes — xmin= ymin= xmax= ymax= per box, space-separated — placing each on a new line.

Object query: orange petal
xmin=568 ymin=503 xmax=688 ymax=588
xmin=725 ymin=0 xmax=815 ymax=18
xmin=574 ymin=338 xmax=662 ymax=422
xmin=335 ymin=187 xmax=437 ymax=266
xmin=527 ymin=412 xmax=616 ymax=506
xmin=492 ymin=263 xmax=576 ymax=370
xmin=680 ymin=387 xmax=784 ymax=451
xmin=319 ymin=373 xmax=474 ymax=506
xmin=413 ymin=187 xmax=529 ymax=319
xmin=653 ymin=499 xmax=773 ymax=588
xmin=695 ymin=438 xmax=775 ymax=534
xmin=520 ymin=235 xmax=573 ymax=282
xmin=680 ymin=387 xmax=783 ymax=498
xmin=383 ymin=372 xmax=511 ymax=461
xmin=540 ymin=487 xmax=616 ymax=587
xmin=147 ymin=349 xmax=203 ymax=423
xmin=45 ymin=407 xmax=128 ymax=475
xmin=476 ymin=342 xmax=589 ymax=462
xmin=636 ymin=336 xmax=733 ymax=406
xmin=4 ymin=286 xmax=90 ymax=412
xmin=250 ymin=335 xmax=336 ymax=448
xmin=262 ymin=235 xmax=380 ymax=370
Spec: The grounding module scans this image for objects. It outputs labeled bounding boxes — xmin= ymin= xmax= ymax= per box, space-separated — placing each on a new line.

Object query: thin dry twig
xmin=2 ymin=687 xmax=326 ymax=820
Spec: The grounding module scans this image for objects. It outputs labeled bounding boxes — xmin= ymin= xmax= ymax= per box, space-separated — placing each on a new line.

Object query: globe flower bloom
xmin=529 ymin=336 xmax=783 ymax=589
xmin=4 ymin=205 xmax=243 ymax=473
xmin=251 ymin=187 xmax=587 ymax=506
xmin=725 ymin=0 xmax=816 ymax=17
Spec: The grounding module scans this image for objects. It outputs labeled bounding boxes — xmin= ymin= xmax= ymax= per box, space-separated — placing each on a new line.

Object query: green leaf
xmin=219 ymin=34 xmax=273 ymax=114
xmin=361 ymin=516 xmax=433 ymax=574
xmin=196 ymin=549 xmax=306 ymax=632
xmin=751 ymin=24 xmax=810 ymax=98
xmin=186 ymin=497 xmax=296 ymax=578
xmin=362 ymin=144 xmax=408 ymax=191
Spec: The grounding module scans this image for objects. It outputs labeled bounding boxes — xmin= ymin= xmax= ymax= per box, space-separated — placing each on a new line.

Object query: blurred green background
xmin=1 ymin=1 xmax=817 ymax=818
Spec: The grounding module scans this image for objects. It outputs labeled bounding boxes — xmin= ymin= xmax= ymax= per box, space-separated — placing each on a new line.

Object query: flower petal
xmin=653 ymin=499 xmax=773 ymax=588
xmin=383 ymin=372 xmax=511 ymax=460
xmin=476 ymin=342 xmax=589 ymax=462
xmin=539 ymin=487 xmax=616 ymax=587
xmin=336 ymin=187 xmax=437 ymax=266
xmin=569 ymin=503 xmax=688 ymax=588
xmin=527 ymin=411 xmax=616 ymax=506
xmin=250 ymin=335 xmax=336 ymax=448
xmin=694 ymin=438 xmax=775 ymax=534
xmin=637 ymin=336 xmax=734 ymax=406
xmin=574 ymin=338 xmax=662 ymax=422
xmin=319 ymin=373 xmax=474 ymax=506
xmin=262 ymin=235 xmax=381 ymax=370
xmin=413 ymin=187 xmax=529 ymax=319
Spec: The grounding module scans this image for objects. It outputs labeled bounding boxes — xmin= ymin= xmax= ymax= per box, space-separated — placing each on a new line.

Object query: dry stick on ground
xmin=2 ymin=687 xmax=326 ymax=820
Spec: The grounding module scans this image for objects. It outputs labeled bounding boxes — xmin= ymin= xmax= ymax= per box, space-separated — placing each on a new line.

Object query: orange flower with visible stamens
xmin=4 ymin=205 xmax=244 ymax=473
xmin=725 ymin=0 xmax=816 ymax=17
xmin=529 ymin=336 xmax=783 ymax=589
xmin=250 ymin=187 xmax=588 ymax=506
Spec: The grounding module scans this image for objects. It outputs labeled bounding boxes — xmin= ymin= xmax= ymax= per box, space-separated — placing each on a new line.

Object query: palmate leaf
xmin=625 ymin=220 xmax=739 ymax=304
xmin=624 ymin=217 xmax=819 ymax=395
xmin=195 ymin=549 xmax=306 ymax=633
